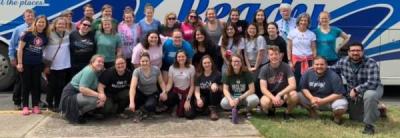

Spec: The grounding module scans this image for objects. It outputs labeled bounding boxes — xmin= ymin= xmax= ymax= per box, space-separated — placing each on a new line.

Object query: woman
xmin=160 ymin=12 xmax=181 ymax=37
xmin=181 ymin=10 xmax=202 ymax=42
xmin=265 ymin=22 xmax=288 ymax=63
xmin=43 ymin=17 xmax=72 ymax=112
xmin=314 ymin=11 xmax=350 ymax=65
xmin=92 ymin=4 xmax=118 ymax=31
xmin=191 ymin=27 xmax=217 ymax=70
xmin=253 ymin=9 xmax=267 ymax=36
xmin=60 ymin=55 xmax=106 ymax=123
xmin=163 ymin=50 xmax=196 ymax=119
xmin=98 ymin=57 xmax=131 ymax=118
xmin=220 ymin=54 xmax=259 ymax=120
xmin=131 ymin=31 xmax=163 ymax=68
xmin=227 ymin=8 xmax=248 ymax=36
xmin=17 ymin=15 xmax=49 ymax=115
xmin=118 ymin=6 xmax=141 ymax=70
xmin=60 ymin=10 xmax=76 ymax=31
xmin=193 ymin=55 xmax=221 ymax=120
xmin=204 ymin=8 xmax=225 ymax=45
xmin=70 ymin=17 xmax=96 ymax=75
xmin=75 ymin=4 xmax=94 ymax=30
xmin=287 ymin=13 xmax=316 ymax=88
xmin=138 ymin=4 xmax=161 ymax=40
xmin=243 ymin=23 xmax=267 ymax=73
xmin=129 ymin=52 xmax=167 ymax=122
xmin=219 ymin=23 xmax=245 ymax=73
xmin=95 ymin=17 xmax=122 ymax=68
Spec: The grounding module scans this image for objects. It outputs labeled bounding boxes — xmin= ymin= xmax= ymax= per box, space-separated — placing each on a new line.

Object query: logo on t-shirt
xmin=34 ymin=36 xmax=43 ymax=47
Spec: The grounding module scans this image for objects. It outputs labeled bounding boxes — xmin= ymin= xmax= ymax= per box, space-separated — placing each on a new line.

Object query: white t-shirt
xmin=218 ymin=37 xmax=245 ymax=55
xmin=168 ymin=65 xmax=195 ymax=90
xmin=244 ymin=36 xmax=267 ymax=66
xmin=43 ymin=31 xmax=71 ymax=70
xmin=131 ymin=43 xmax=163 ymax=68
xmin=288 ymin=28 xmax=316 ymax=56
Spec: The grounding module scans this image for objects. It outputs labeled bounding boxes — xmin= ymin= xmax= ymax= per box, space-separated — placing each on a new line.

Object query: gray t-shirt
xmin=168 ymin=65 xmax=195 ymax=90
xmin=133 ymin=66 xmax=161 ymax=95
xmin=300 ymin=69 xmax=346 ymax=98
xmin=244 ymin=36 xmax=267 ymax=66
xmin=258 ymin=62 xmax=293 ymax=94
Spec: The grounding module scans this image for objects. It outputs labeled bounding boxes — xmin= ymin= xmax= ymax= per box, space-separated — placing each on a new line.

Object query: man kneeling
xmin=298 ymin=57 xmax=347 ymax=124
xmin=259 ymin=46 xmax=298 ymax=120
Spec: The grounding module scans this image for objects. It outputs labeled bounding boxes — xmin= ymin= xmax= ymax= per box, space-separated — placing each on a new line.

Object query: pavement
xmin=0 ymin=93 xmax=262 ymax=138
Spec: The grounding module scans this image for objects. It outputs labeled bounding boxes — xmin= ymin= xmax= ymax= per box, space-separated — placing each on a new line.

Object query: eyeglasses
xmin=82 ymin=23 xmax=91 ymax=27
xmin=168 ymin=17 xmax=176 ymax=20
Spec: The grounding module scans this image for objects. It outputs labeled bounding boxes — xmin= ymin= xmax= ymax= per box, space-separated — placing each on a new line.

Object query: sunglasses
xmin=189 ymin=15 xmax=197 ymax=19
xmin=82 ymin=23 xmax=91 ymax=27
xmin=168 ymin=17 xmax=176 ymax=20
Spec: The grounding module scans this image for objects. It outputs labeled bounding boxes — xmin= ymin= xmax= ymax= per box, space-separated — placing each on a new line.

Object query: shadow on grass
xmin=250 ymin=106 xmax=400 ymax=138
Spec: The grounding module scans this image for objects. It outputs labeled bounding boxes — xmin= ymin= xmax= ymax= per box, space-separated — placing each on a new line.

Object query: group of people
xmin=8 ymin=3 xmax=385 ymax=135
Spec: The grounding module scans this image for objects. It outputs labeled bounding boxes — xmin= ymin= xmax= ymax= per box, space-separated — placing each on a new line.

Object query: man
xmin=298 ymin=57 xmax=347 ymax=125
xmin=258 ymin=46 xmax=298 ymax=120
xmin=275 ymin=3 xmax=297 ymax=40
xmin=330 ymin=42 xmax=383 ymax=134
xmin=8 ymin=9 xmax=35 ymax=110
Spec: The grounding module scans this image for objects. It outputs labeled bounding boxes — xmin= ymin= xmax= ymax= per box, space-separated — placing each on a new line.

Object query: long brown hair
xmin=197 ymin=55 xmax=218 ymax=77
xmin=221 ymin=23 xmax=241 ymax=49
xmin=172 ymin=50 xmax=191 ymax=68
xmin=27 ymin=15 xmax=49 ymax=36
xmin=226 ymin=53 xmax=248 ymax=76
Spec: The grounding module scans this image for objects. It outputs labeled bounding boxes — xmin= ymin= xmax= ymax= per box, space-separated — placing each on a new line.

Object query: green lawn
xmin=250 ymin=105 xmax=400 ymax=138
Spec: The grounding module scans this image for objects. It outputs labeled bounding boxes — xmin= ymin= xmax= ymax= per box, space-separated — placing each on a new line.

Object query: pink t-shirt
xmin=181 ymin=22 xmax=195 ymax=42
xmin=131 ymin=43 xmax=163 ymax=68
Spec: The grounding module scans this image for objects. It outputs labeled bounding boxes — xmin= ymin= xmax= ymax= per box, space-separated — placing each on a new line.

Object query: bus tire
xmin=0 ymin=42 xmax=16 ymax=91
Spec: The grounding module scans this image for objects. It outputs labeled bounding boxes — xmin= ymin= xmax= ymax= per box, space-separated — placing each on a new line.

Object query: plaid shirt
xmin=330 ymin=56 xmax=382 ymax=94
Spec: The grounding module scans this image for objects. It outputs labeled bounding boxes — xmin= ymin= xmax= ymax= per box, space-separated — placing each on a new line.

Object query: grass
xmin=250 ymin=105 xmax=400 ymax=138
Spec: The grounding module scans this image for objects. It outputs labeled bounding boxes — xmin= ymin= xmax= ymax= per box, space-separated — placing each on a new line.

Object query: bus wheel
xmin=0 ymin=43 xmax=16 ymax=91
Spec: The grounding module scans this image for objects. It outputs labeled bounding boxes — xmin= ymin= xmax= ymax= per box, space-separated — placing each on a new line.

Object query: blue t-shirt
xmin=300 ymin=69 xmax=346 ymax=98
xmin=314 ymin=26 xmax=342 ymax=61
xmin=21 ymin=32 xmax=48 ymax=65
xmin=162 ymin=39 xmax=194 ymax=67
xmin=138 ymin=19 xmax=161 ymax=40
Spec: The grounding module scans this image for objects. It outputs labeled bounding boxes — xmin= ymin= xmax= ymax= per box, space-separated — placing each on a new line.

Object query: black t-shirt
xmin=69 ymin=30 xmax=96 ymax=66
xmin=99 ymin=67 xmax=132 ymax=97
xmin=192 ymin=43 xmax=217 ymax=69
xmin=21 ymin=31 xmax=48 ymax=65
xmin=230 ymin=20 xmax=248 ymax=37
xmin=265 ymin=35 xmax=288 ymax=63
xmin=195 ymin=71 xmax=221 ymax=94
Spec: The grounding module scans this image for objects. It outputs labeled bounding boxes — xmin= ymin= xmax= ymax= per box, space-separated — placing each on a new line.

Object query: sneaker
xmin=22 ymin=107 xmax=30 ymax=116
xmin=118 ymin=113 xmax=129 ymax=119
xmin=210 ymin=110 xmax=219 ymax=121
xmin=362 ymin=124 xmax=375 ymax=135
xmin=309 ymin=108 xmax=319 ymax=119
xmin=267 ymin=109 xmax=276 ymax=117
xmin=32 ymin=106 xmax=42 ymax=114
xmin=332 ymin=117 xmax=343 ymax=125
xmin=379 ymin=107 xmax=388 ymax=118
xmin=14 ymin=104 xmax=22 ymax=110
xmin=283 ymin=113 xmax=295 ymax=120
xmin=245 ymin=112 xmax=252 ymax=119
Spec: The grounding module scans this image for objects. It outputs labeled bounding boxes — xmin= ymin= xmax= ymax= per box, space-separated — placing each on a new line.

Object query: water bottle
xmin=231 ymin=107 xmax=238 ymax=124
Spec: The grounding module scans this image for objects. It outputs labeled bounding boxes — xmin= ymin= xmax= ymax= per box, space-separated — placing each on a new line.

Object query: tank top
xmin=205 ymin=20 xmax=223 ymax=45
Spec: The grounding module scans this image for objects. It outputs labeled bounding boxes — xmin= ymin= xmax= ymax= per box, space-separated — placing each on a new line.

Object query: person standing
xmin=69 ymin=17 xmax=96 ymax=75
xmin=9 ymin=9 xmax=35 ymax=110
xmin=43 ymin=17 xmax=72 ymax=112
xmin=275 ymin=3 xmax=297 ymax=40
xmin=17 ymin=15 xmax=49 ymax=115
xmin=95 ymin=17 xmax=122 ymax=68
xmin=118 ymin=7 xmax=141 ymax=70
xmin=314 ymin=11 xmax=350 ymax=65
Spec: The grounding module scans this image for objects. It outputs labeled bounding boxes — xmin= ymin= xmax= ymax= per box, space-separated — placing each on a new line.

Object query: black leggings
xmin=294 ymin=60 xmax=312 ymax=91
xmin=164 ymin=92 xmax=196 ymax=119
xmin=22 ymin=64 xmax=42 ymax=107
xmin=47 ymin=68 xmax=70 ymax=108
xmin=135 ymin=90 xmax=159 ymax=112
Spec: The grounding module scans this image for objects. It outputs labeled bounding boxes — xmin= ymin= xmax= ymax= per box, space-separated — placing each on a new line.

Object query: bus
xmin=0 ymin=0 xmax=399 ymax=90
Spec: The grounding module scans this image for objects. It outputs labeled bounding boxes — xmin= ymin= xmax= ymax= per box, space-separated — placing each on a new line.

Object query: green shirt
xmin=91 ymin=18 xmax=118 ymax=32
xmin=221 ymin=71 xmax=254 ymax=98
xmin=95 ymin=31 xmax=122 ymax=62
xmin=71 ymin=66 xmax=99 ymax=90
